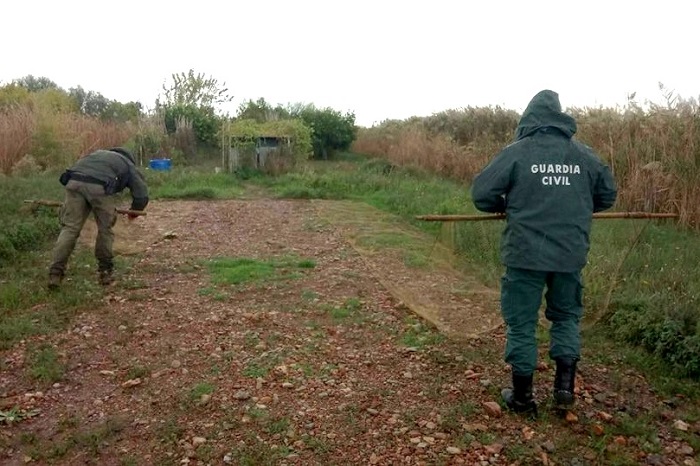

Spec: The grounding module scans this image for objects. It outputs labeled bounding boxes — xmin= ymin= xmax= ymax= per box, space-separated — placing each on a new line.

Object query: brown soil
xmin=0 ymin=198 xmax=697 ymax=465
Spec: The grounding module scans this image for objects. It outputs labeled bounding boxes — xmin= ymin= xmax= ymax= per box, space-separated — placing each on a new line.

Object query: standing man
xmin=48 ymin=147 xmax=149 ymax=289
xmin=471 ymin=90 xmax=617 ymax=416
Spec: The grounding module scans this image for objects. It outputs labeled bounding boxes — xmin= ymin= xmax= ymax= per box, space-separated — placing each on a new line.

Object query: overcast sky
xmin=2 ymin=0 xmax=697 ymax=126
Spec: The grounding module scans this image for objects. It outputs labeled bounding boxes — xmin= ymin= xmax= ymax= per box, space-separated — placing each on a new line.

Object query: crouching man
xmin=48 ymin=147 xmax=148 ymax=289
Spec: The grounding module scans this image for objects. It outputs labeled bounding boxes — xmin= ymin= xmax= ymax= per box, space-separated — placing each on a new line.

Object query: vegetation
xmin=353 ymin=89 xmax=700 ymax=230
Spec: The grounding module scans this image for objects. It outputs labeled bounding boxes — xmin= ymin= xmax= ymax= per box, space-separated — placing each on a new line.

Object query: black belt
xmin=69 ymin=172 xmax=105 ymax=186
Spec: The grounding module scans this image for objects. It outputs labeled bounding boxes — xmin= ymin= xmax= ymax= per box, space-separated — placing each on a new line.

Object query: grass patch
xmin=206 ymin=256 xmax=315 ymax=287
xmin=26 ymin=344 xmax=64 ymax=384
xmin=189 ymin=382 xmax=215 ymax=401
xmin=400 ymin=317 xmax=446 ymax=348
xmin=26 ymin=415 xmax=128 ymax=461
xmin=324 ymin=297 xmax=362 ymax=320
xmin=146 ymin=168 xmax=244 ymax=200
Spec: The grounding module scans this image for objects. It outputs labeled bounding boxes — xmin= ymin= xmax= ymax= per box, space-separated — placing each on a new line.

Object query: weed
xmin=400 ymin=318 xmax=445 ymax=348
xmin=267 ymin=416 xmax=290 ymax=435
xmin=126 ymin=364 xmax=150 ymax=380
xmin=26 ymin=344 xmax=64 ymax=384
xmin=189 ymin=382 xmax=215 ymax=402
xmin=157 ymin=417 xmax=183 ymax=444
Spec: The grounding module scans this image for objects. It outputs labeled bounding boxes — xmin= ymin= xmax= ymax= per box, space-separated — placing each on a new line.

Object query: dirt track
xmin=0 ymin=199 xmax=697 ymax=465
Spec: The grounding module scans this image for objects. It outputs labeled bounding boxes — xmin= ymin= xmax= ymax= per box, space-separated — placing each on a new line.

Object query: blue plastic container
xmin=149 ymin=159 xmax=172 ymax=171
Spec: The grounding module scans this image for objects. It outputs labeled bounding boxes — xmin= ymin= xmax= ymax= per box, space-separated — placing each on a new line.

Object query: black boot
xmin=553 ymin=357 xmax=578 ymax=410
xmin=502 ymin=373 xmax=537 ymax=417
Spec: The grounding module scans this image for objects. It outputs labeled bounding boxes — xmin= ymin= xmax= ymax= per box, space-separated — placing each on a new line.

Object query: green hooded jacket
xmin=471 ymin=90 xmax=617 ymax=272
xmin=66 ymin=149 xmax=149 ymax=211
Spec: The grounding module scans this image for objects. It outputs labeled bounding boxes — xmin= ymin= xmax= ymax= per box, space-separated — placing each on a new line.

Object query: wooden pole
xmin=23 ymin=200 xmax=147 ymax=216
xmin=416 ymin=212 xmax=678 ymax=222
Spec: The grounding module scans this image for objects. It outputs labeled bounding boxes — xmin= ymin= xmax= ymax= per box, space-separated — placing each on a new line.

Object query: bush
xmin=293 ymin=106 xmax=356 ymax=159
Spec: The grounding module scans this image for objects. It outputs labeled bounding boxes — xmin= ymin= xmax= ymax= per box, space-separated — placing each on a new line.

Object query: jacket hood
xmin=514 ymin=90 xmax=577 ymax=141
xmin=108 ymin=147 xmax=136 ymax=164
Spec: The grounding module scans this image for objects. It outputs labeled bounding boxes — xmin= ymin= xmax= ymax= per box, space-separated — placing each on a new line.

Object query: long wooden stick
xmin=23 ymin=199 xmax=147 ymax=216
xmin=416 ymin=212 xmax=678 ymax=222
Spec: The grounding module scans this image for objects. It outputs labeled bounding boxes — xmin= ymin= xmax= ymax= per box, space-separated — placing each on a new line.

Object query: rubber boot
xmin=553 ymin=357 xmax=578 ymax=410
xmin=502 ymin=373 xmax=538 ymax=417
xmin=48 ymin=273 xmax=63 ymax=291
xmin=98 ymin=269 xmax=114 ymax=286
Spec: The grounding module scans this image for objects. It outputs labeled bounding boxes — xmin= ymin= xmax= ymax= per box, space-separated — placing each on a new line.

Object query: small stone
xmin=592 ymin=424 xmax=605 ymax=436
xmin=234 ymin=390 xmax=251 ymax=400
xmin=118 ymin=325 xmax=128 ymax=331
xmin=367 ymin=408 xmax=379 ymax=416
xmin=598 ymin=411 xmax=614 ymax=422
xmin=485 ymin=443 xmax=503 ymax=455
xmin=674 ymin=420 xmax=690 ymax=431
xmin=403 ymin=372 xmax=413 ymax=379
xmin=369 ymin=453 xmax=380 ymax=464
xmin=613 ymin=436 xmax=626 ymax=446
xmin=542 ymin=440 xmax=556 ymax=453
xmin=565 ymin=411 xmax=579 ymax=423
xmin=121 ymin=378 xmax=142 ymax=388
xmin=679 ymin=445 xmax=694 ymax=455
xmin=171 ymin=360 xmax=181 ymax=368
xmin=483 ymin=401 xmax=502 ymax=417
xmin=282 ymin=382 xmax=294 ymax=389
xmin=192 ymin=437 xmax=206 ymax=446
xmin=223 ymin=453 xmax=233 ymax=464
xmin=594 ymin=393 xmax=607 ymax=403
xmin=99 ymin=370 xmax=115 ymax=376
xmin=199 ymin=394 xmax=211 ymax=404
xmin=416 ymin=442 xmax=428 ymax=449
xmin=447 ymin=446 xmax=461 ymax=455
xmin=409 ymin=437 xmax=421 ymax=444
xmin=425 ymin=421 xmax=437 ymax=430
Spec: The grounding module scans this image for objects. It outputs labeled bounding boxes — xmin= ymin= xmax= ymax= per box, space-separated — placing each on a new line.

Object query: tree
xmin=12 ymin=75 xmax=59 ymax=92
xmin=69 ymin=86 xmax=111 ymax=117
xmin=292 ymin=105 xmax=357 ymax=159
xmin=156 ymin=70 xmax=233 ymax=148
xmin=158 ymin=69 xmax=233 ymax=109
xmin=237 ymin=98 xmax=290 ymax=123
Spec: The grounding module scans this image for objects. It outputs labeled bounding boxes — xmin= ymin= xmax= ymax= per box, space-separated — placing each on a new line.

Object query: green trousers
xmin=500 ymin=267 xmax=584 ymax=376
xmin=49 ymin=180 xmax=116 ymax=276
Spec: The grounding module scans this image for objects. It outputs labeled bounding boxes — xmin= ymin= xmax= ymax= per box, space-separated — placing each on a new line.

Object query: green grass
xmin=146 ymin=168 xmax=244 ymax=200
xmin=26 ymin=343 xmax=64 ymax=384
xmin=206 ymin=256 xmax=316 ymax=287
xmin=324 ymin=297 xmax=362 ymax=320
xmin=189 ymin=382 xmax=215 ymax=401
xmin=400 ymin=317 xmax=446 ymax=348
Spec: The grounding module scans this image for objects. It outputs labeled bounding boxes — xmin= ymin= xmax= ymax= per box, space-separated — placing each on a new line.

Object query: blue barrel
xmin=149 ymin=159 xmax=172 ymax=171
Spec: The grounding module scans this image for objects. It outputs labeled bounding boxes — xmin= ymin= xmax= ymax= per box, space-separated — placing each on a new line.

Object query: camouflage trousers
xmin=49 ymin=180 xmax=116 ymax=277
xmin=500 ymin=267 xmax=584 ymax=376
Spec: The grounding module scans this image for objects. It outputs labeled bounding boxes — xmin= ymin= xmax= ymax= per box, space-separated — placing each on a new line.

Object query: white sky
xmin=2 ymin=0 xmax=698 ymax=126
